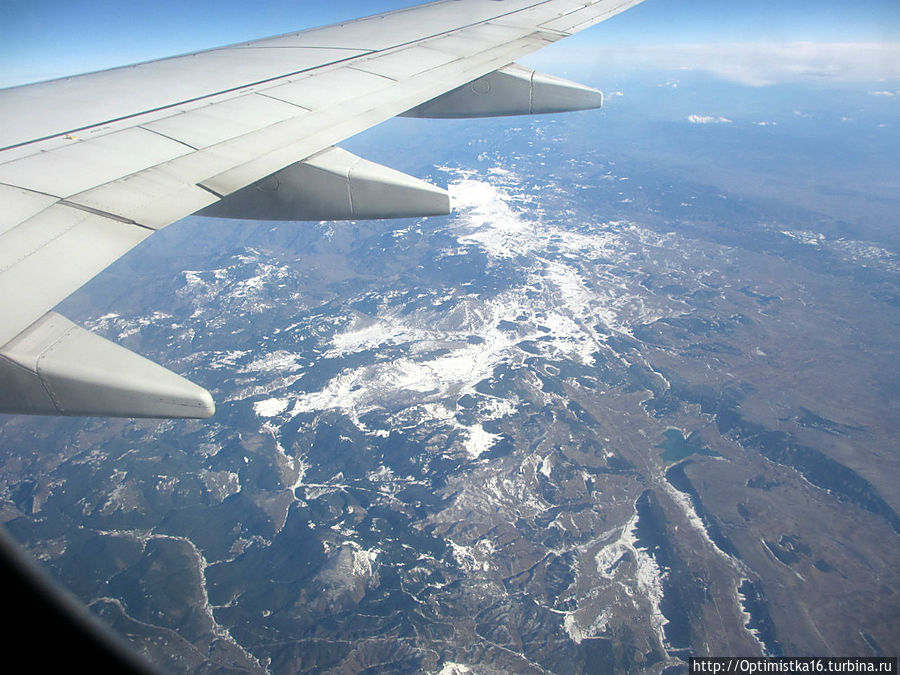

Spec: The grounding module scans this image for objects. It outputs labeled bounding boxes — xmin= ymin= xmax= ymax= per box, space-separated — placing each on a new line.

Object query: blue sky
xmin=1 ymin=0 xmax=899 ymax=87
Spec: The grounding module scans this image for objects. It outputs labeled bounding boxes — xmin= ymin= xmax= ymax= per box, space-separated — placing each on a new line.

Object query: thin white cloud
xmin=532 ymin=43 xmax=900 ymax=86
xmin=870 ymin=90 xmax=898 ymax=96
xmin=688 ymin=115 xmax=732 ymax=124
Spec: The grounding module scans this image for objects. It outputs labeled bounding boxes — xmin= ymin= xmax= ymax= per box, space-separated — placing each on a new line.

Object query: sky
xmin=1 ymin=0 xmax=899 ymax=88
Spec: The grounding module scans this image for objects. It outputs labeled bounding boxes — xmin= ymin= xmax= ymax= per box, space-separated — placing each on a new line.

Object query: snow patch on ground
xmin=436 ymin=663 xmax=473 ymax=675
xmin=462 ymin=424 xmax=499 ymax=459
xmin=736 ymin=578 xmax=768 ymax=653
xmin=662 ymin=479 xmax=732 ymax=563
xmin=562 ymin=506 xmax=669 ymax=648
xmin=224 ymin=171 xmax=690 ymax=475
xmin=199 ymin=469 xmax=241 ymax=502
xmin=242 ymin=350 xmax=305 ymax=374
xmin=254 ymin=398 xmax=289 ymax=417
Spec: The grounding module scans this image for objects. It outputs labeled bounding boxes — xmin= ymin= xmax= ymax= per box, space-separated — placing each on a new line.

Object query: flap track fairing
xmin=401 ymin=63 xmax=603 ymax=119
xmin=0 ymin=312 xmax=215 ymax=418
xmin=200 ymin=147 xmax=450 ymax=222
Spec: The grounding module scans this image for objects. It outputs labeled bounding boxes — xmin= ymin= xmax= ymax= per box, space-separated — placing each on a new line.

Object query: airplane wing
xmin=0 ymin=0 xmax=645 ymax=419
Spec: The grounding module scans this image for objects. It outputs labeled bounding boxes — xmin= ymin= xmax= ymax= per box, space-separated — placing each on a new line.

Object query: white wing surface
xmin=0 ymin=0 xmax=645 ymax=418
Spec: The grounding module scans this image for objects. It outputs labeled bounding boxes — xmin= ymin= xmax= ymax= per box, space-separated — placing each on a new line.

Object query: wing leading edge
xmin=0 ymin=0 xmax=646 ymax=418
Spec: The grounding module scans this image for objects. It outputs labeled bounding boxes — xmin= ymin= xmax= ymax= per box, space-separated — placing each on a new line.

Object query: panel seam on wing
xmin=58 ymin=200 xmax=152 ymax=228
xmin=33 ymin=323 xmax=80 ymax=415
xmin=138 ymin=126 xmax=200 ymax=152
